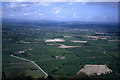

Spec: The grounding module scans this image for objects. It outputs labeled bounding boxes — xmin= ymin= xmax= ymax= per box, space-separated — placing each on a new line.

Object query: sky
xmin=2 ymin=2 xmax=118 ymax=22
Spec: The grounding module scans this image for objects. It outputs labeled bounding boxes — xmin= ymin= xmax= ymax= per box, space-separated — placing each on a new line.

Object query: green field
xmin=2 ymin=22 xmax=120 ymax=79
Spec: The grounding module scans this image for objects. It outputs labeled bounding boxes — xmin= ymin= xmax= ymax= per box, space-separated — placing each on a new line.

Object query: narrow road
xmin=34 ymin=58 xmax=54 ymax=62
xmin=11 ymin=55 xmax=31 ymax=62
xmin=11 ymin=55 xmax=48 ymax=76
xmin=103 ymin=52 xmax=111 ymax=57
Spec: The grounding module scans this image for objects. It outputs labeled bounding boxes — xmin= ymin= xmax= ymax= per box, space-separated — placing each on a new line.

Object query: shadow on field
xmin=1 ymin=71 xmax=90 ymax=80
xmin=2 ymin=71 xmax=118 ymax=80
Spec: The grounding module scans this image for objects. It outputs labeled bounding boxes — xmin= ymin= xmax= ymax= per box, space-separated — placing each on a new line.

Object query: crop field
xmin=3 ymin=56 xmax=45 ymax=78
xmin=2 ymin=20 xmax=120 ymax=79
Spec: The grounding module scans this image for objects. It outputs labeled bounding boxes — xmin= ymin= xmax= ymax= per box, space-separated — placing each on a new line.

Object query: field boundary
xmin=11 ymin=54 xmax=48 ymax=77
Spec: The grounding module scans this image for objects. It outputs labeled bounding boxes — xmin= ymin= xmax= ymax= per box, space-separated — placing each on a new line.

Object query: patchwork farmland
xmin=2 ymin=20 xmax=120 ymax=79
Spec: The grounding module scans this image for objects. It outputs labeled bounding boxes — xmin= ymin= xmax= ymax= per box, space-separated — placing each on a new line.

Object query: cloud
xmin=21 ymin=4 xmax=28 ymax=7
xmin=55 ymin=10 xmax=61 ymax=14
xmin=81 ymin=2 xmax=86 ymax=5
xmin=8 ymin=2 xmax=16 ymax=8
xmin=24 ymin=13 xmax=31 ymax=16
xmin=52 ymin=4 xmax=68 ymax=12
xmin=86 ymin=2 xmax=118 ymax=8
xmin=7 ymin=2 xmax=31 ymax=9
xmin=72 ymin=14 xmax=83 ymax=19
xmin=60 ymin=16 xmax=64 ymax=18
xmin=10 ymin=5 xmax=14 ymax=8
xmin=33 ymin=15 xmax=37 ymax=17
xmin=73 ymin=13 xmax=77 ymax=16
xmin=2 ymin=0 xmax=120 ymax=2
xmin=103 ymin=16 xmax=109 ymax=19
xmin=34 ymin=11 xmax=38 ymax=14
xmin=10 ymin=14 xmax=14 ymax=16
xmin=72 ymin=14 xmax=78 ymax=18
xmin=87 ymin=16 xmax=92 ymax=19
xmin=38 ymin=13 xmax=44 ymax=16
xmin=68 ymin=3 xmax=73 ymax=5
xmin=33 ymin=2 xmax=51 ymax=7
xmin=71 ymin=8 xmax=76 ymax=10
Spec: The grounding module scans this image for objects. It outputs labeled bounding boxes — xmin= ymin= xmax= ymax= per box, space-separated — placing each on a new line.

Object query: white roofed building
xmin=45 ymin=38 xmax=65 ymax=42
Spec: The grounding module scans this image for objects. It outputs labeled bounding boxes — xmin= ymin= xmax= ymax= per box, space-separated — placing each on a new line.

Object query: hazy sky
xmin=2 ymin=2 xmax=118 ymax=22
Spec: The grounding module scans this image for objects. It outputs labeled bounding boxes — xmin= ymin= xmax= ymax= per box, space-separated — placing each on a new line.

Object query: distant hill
xmin=2 ymin=18 xmax=118 ymax=32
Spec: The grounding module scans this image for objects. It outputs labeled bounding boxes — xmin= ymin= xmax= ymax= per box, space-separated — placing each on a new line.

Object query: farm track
xmin=34 ymin=58 xmax=55 ymax=62
xmin=11 ymin=55 xmax=48 ymax=76
xmin=103 ymin=52 xmax=111 ymax=57
xmin=86 ymin=56 xmax=109 ymax=59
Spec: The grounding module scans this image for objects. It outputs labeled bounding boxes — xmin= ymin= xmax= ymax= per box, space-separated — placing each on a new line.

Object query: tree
xmin=24 ymin=76 xmax=33 ymax=80
xmin=59 ymin=75 xmax=66 ymax=80
xmin=1 ymin=72 xmax=7 ymax=80
xmin=47 ymin=75 xmax=54 ymax=80
xmin=75 ymin=72 xmax=88 ymax=79
xmin=36 ymin=76 xmax=46 ymax=80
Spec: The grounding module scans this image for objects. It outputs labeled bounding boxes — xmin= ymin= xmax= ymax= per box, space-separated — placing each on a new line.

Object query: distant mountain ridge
xmin=2 ymin=18 xmax=118 ymax=25
xmin=2 ymin=18 xmax=118 ymax=32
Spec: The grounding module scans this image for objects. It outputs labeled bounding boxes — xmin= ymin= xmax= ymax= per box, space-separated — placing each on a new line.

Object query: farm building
xmin=71 ymin=40 xmax=88 ymax=43
xmin=45 ymin=38 xmax=65 ymax=42
xmin=15 ymin=51 xmax=25 ymax=55
xmin=55 ymin=56 xmax=65 ymax=59
xmin=77 ymin=65 xmax=112 ymax=76
xmin=18 ymin=51 xmax=25 ymax=54
xmin=59 ymin=45 xmax=81 ymax=48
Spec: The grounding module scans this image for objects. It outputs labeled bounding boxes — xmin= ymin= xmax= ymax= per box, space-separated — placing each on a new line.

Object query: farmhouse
xmin=18 ymin=51 xmax=25 ymax=54
xmin=77 ymin=65 xmax=112 ymax=76
xmin=55 ymin=56 xmax=65 ymax=59
xmin=45 ymin=38 xmax=65 ymax=42
xmin=71 ymin=40 xmax=88 ymax=43
xmin=15 ymin=51 xmax=25 ymax=55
